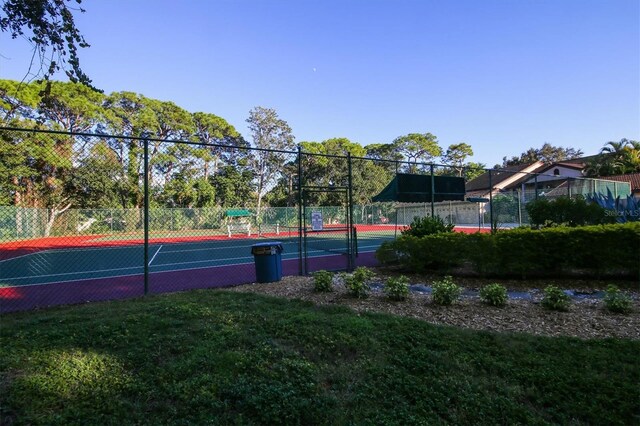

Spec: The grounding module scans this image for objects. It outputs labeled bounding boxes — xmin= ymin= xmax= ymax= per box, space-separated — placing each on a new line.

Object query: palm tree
xmin=600 ymin=139 xmax=630 ymax=155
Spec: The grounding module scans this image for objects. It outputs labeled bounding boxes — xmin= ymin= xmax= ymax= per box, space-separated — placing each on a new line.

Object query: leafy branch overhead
xmin=1 ymin=0 xmax=94 ymax=89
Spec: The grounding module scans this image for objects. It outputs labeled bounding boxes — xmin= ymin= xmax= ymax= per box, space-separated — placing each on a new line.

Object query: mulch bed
xmin=226 ymin=273 xmax=640 ymax=340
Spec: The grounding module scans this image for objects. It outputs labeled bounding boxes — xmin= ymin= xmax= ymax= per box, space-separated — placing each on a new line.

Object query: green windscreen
xmin=372 ymin=173 xmax=465 ymax=202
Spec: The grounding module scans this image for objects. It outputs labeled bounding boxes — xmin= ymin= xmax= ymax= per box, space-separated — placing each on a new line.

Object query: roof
xmin=536 ymin=162 xmax=586 ymax=173
xmin=558 ymin=154 xmax=600 ymax=164
xmin=465 ymin=161 xmax=544 ymax=192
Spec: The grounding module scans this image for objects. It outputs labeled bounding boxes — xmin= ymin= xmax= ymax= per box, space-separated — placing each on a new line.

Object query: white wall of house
xmin=530 ymin=166 xmax=583 ymax=183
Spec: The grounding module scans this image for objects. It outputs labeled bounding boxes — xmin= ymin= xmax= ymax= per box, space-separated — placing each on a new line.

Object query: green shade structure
xmin=372 ymin=173 xmax=466 ymax=203
xmin=225 ymin=209 xmax=252 ymax=217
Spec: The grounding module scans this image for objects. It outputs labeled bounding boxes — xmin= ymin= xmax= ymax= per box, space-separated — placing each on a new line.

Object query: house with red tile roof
xmin=598 ymin=173 xmax=640 ymax=198
xmin=465 ymin=160 xmax=632 ymax=200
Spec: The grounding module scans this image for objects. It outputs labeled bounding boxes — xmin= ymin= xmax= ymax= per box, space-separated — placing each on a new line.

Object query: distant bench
xmin=225 ymin=209 xmax=253 ymax=237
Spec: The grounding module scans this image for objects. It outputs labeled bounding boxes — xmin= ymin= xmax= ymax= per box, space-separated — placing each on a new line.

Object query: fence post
xmin=517 ymin=188 xmax=522 ymax=226
xmin=347 ymin=152 xmax=354 ymax=271
xmin=430 ymin=164 xmax=435 ymax=218
xmin=143 ymin=138 xmax=149 ymax=295
xmin=488 ymin=169 xmax=495 ymax=233
xmin=297 ymin=146 xmax=303 ymax=275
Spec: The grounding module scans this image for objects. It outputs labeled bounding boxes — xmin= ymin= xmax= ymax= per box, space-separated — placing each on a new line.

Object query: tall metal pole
xmin=143 ymin=138 xmax=149 ymax=295
xmin=488 ymin=169 xmax=495 ymax=233
xmin=517 ymin=188 xmax=522 ymax=226
xmin=534 ymin=174 xmax=539 ymax=200
xmin=297 ymin=146 xmax=303 ymax=275
xmin=430 ymin=164 xmax=435 ymax=218
xmin=347 ymin=153 xmax=355 ymax=271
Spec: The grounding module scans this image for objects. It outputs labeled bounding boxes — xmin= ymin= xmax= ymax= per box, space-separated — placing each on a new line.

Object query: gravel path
xmin=226 ymin=274 xmax=640 ymax=340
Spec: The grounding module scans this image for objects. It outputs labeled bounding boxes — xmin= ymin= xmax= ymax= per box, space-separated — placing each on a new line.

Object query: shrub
xmin=344 ymin=267 xmax=375 ymax=299
xmin=432 ymin=276 xmax=461 ymax=306
xmin=479 ymin=283 xmax=508 ymax=307
xmin=353 ymin=266 xmax=375 ymax=283
xmin=525 ymin=197 xmax=611 ymax=228
xmin=375 ymin=222 xmax=640 ymax=278
xmin=376 ymin=233 xmax=469 ymax=272
xmin=541 ymin=285 xmax=571 ymax=311
xmin=375 ymin=240 xmax=399 ymax=264
xmin=401 ymin=216 xmax=454 ymax=238
xmin=345 ymin=275 xmax=369 ymax=299
xmin=312 ymin=270 xmax=333 ymax=292
xmin=603 ymin=285 xmax=633 ymax=314
xmin=384 ymin=275 xmax=410 ymax=301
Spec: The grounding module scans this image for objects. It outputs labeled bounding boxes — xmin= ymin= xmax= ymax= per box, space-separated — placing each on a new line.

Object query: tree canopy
xmin=0 ymin=80 xmax=246 ymax=230
xmin=246 ymin=106 xmax=296 ymax=218
xmin=391 ymin=132 xmax=442 ymax=171
xmin=7 ymin=78 xmax=635 ymax=238
xmin=584 ymin=139 xmax=640 ymax=176
xmin=1 ymin=0 xmax=93 ymax=88
xmin=500 ymin=143 xmax=583 ymax=167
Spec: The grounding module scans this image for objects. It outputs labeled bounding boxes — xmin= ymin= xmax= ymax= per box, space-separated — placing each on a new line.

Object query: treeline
xmin=0 ymin=79 xmax=484 ymax=218
xmin=3 ymin=79 xmax=635 ymax=223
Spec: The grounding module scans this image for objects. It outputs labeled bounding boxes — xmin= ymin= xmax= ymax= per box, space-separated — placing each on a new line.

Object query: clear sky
xmin=1 ymin=0 xmax=638 ymax=166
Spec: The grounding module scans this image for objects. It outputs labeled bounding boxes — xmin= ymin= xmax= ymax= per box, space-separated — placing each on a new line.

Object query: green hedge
xmin=376 ymin=223 xmax=640 ymax=278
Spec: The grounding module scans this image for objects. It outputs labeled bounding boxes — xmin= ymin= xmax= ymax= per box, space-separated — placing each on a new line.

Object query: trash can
xmin=251 ymin=242 xmax=284 ymax=283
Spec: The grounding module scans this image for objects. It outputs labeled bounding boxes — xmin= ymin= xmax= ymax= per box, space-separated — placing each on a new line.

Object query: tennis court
xmin=0 ymin=225 xmax=399 ymax=312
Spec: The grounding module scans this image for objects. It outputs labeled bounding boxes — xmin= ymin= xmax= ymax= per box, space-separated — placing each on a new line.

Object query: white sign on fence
xmin=311 ymin=211 xmax=323 ymax=231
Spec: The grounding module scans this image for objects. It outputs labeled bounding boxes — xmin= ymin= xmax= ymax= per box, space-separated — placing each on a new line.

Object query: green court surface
xmin=0 ymin=231 xmax=394 ymax=287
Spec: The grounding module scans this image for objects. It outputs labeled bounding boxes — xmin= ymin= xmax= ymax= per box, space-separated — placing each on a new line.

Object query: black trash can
xmin=251 ymin=242 xmax=284 ymax=283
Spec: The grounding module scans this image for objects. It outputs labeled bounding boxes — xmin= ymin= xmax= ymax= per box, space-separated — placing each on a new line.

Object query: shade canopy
xmin=372 ymin=173 xmax=466 ymax=203
xmin=225 ymin=209 xmax=252 ymax=217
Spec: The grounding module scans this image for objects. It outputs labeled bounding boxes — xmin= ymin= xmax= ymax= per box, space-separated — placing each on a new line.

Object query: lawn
xmin=1 ymin=290 xmax=638 ymax=425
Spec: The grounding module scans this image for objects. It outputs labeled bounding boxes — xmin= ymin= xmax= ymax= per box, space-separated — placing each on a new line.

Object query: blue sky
xmin=1 ymin=0 xmax=638 ymax=166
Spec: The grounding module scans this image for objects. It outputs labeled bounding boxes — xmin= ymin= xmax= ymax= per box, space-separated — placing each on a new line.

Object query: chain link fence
xmin=0 ymin=126 xmax=632 ymax=312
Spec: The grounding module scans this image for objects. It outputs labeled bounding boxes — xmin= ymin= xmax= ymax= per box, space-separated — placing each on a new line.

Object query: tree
xmin=246 ymin=106 xmax=295 ymax=218
xmin=101 ymin=91 xmax=155 ymax=208
xmin=442 ymin=143 xmax=473 ymax=177
xmin=363 ymin=143 xmax=402 ymax=174
xmin=501 ymin=143 xmax=583 ymax=167
xmin=600 ymin=140 xmax=630 ymax=155
xmin=0 ymin=124 xmax=73 ymax=235
xmin=211 ymin=165 xmax=255 ymax=208
xmin=391 ymin=133 xmax=442 ymax=172
xmin=36 ymin=80 xmax=105 ymax=133
xmin=192 ymin=111 xmax=246 ymax=179
xmin=463 ymin=162 xmax=487 ymax=182
xmin=1 ymin=0 xmax=93 ymax=88
xmin=585 ymin=139 xmax=640 ymax=176
xmin=364 ymin=143 xmax=403 ymax=162
xmin=0 ymin=78 xmax=41 ymax=121
xmin=69 ymin=140 xmax=124 ymax=208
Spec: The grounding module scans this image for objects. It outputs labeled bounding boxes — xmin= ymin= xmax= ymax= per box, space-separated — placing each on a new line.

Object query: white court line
xmin=0 ymin=249 xmax=53 ymax=264
xmin=148 ymin=245 xmax=163 ymax=265
xmin=0 ymin=258 xmax=260 ymax=288
xmin=0 ymin=244 xmax=147 ymax=264
xmin=4 ymin=265 xmax=142 ymax=281
xmin=1 ymin=244 xmax=382 ymax=285
xmin=160 ymin=241 xmax=299 ymax=254
xmin=156 ymin=256 xmax=253 ymax=268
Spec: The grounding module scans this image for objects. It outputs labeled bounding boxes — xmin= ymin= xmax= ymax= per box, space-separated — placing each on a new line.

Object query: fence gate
xmin=300 ymin=186 xmax=355 ymax=274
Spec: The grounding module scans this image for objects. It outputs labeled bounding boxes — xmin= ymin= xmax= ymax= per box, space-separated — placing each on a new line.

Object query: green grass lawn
xmin=1 ymin=290 xmax=638 ymax=425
